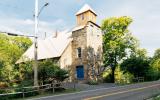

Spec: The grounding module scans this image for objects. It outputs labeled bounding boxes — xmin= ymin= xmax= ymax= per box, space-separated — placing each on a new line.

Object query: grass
xmin=153 ymin=95 xmax=160 ymax=100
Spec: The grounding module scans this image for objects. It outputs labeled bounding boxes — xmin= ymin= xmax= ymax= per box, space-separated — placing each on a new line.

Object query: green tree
xmin=12 ymin=36 xmax=32 ymax=51
xmin=120 ymin=48 xmax=155 ymax=81
xmin=120 ymin=56 xmax=150 ymax=78
xmin=148 ymin=48 xmax=160 ymax=80
xmin=101 ymin=16 xmax=138 ymax=83
xmin=38 ymin=59 xmax=69 ymax=84
xmin=0 ymin=33 xmax=32 ymax=87
xmin=153 ymin=48 xmax=160 ymax=59
xmin=131 ymin=48 xmax=148 ymax=59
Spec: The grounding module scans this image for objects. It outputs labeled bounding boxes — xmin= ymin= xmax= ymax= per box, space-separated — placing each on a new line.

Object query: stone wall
xmin=71 ymin=27 xmax=88 ymax=81
xmin=70 ymin=22 xmax=103 ymax=81
xmin=58 ymin=21 xmax=103 ymax=82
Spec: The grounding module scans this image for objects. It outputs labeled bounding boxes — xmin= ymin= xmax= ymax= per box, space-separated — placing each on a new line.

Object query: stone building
xmin=17 ymin=4 xmax=103 ymax=82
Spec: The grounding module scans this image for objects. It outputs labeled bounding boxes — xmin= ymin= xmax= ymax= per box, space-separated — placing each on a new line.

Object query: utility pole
xmin=33 ymin=0 xmax=38 ymax=86
xmin=33 ymin=0 xmax=49 ymax=86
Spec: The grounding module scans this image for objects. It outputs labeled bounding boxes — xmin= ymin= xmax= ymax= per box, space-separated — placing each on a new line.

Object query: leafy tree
xmin=120 ymin=48 xmax=151 ymax=81
xmin=131 ymin=48 xmax=148 ymax=59
xmin=153 ymin=48 xmax=160 ymax=60
xmin=12 ymin=36 xmax=32 ymax=51
xmin=148 ymin=48 xmax=160 ymax=80
xmin=120 ymin=56 xmax=150 ymax=78
xmin=38 ymin=59 xmax=69 ymax=84
xmin=55 ymin=69 xmax=69 ymax=82
xmin=101 ymin=16 xmax=138 ymax=82
xmin=0 ymin=33 xmax=32 ymax=87
xmin=149 ymin=59 xmax=160 ymax=80
xmin=18 ymin=61 xmax=33 ymax=81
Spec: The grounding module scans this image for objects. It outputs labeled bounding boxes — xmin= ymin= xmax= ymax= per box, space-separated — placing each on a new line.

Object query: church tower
xmin=70 ymin=4 xmax=102 ymax=82
xmin=76 ymin=4 xmax=97 ymax=26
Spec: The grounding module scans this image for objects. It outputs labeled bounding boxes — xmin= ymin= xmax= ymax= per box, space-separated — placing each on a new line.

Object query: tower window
xmin=77 ymin=47 xmax=82 ymax=58
xmin=81 ymin=14 xmax=84 ymax=20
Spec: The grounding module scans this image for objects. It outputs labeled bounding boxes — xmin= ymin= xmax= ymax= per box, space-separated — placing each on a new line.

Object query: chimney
xmin=54 ymin=30 xmax=58 ymax=38
xmin=44 ymin=32 xmax=47 ymax=39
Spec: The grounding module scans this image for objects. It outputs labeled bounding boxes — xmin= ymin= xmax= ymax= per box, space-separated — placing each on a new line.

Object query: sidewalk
xmin=62 ymin=82 xmax=117 ymax=91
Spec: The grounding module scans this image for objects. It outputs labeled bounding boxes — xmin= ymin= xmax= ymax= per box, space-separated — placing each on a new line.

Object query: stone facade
xmin=58 ymin=4 xmax=103 ymax=82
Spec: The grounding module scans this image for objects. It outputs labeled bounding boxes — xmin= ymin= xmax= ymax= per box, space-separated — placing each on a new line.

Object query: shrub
xmin=38 ymin=59 xmax=69 ymax=84
xmin=87 ymin=80 xmax=99 ymax=85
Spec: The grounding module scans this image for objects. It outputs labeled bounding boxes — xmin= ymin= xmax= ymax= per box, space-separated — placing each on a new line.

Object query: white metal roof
xmin=76 ymin=4 xmax=97 ymax=15
xmin=16 ymin=30 xmax=72 ymax=63
xmin=72 ymin=25 xmax=85 ymax=32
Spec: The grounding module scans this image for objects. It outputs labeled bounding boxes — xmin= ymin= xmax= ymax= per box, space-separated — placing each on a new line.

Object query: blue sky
xmin=0 ymin=0 xmax=160 ymax=56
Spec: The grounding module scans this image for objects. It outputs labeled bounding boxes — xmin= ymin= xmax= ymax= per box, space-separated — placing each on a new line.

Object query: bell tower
xmin=71 ymin=4 xmax=102 ymax=82
xmin=76 ymin=4 xmax=97 ymax=26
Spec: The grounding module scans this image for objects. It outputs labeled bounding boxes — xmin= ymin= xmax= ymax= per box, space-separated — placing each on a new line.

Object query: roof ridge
xmin=76 ymin=4 xmax=97 ymax=15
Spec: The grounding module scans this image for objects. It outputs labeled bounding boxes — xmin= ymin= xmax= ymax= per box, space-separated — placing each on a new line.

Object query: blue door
xmin=76 ymin=66 xmax=84 ymax=79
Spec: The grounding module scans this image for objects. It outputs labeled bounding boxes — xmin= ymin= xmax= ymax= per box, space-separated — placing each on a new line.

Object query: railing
xmin=0 ymin=82 xmax=64 ymax=99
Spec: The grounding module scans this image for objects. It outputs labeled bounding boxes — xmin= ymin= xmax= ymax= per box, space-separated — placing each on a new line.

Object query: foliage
xmin=120 ymin=56 xmax=150 ymax=78
xmin=102 ymin=68 xmax=112 ymax=83
xmin=153 ymin=49 xmax=160 ymax=60
xmin=115 ymin=66 xmax=134 ymax=84
xmin=101 ymin=16 xmax=138 ymax=82
xmin=87 ymin=80 xmax=99 ymax=85
xmin=18 ymin=61 xmax=33 ymax=81
xmin=148 ymin=48 xmax=160 ymax=80
xmin=131 ymin=48 xmax=148 ymax=59
xmin=0 ymin=33 xmax=32 ymax=87
xmin=38 ymin=59 xmax=69 ymax=84
xmin=55 ymin=69 xmax=69 ymax=82
xmin=103 ymin=66 xmax=134 ymax=84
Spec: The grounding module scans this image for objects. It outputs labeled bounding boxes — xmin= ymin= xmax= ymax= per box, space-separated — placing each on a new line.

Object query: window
xmin=81 ymin=14 xmax=84 ymax=20
xmin=90 ymin=25 xmax=93 ymax=36
xmin=77 ymin=47 xmax=82 ymax=58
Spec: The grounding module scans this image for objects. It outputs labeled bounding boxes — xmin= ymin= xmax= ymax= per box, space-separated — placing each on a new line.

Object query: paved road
xmin=63 ymin=82 xmax=116 ymax=91
xmin=33 ymin=81 xmax=160 ymax=100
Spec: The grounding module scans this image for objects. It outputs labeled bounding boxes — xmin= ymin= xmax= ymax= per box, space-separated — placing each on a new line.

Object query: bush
xmin=87 ymin=80 xmax=98 ymax=85
xmin=55 ymin=69 xmax=69 ymax=82
xmin=115 ymin=66 xmax=134 ymax=84
xmin=102 ymin=68 xmax=112 ymax=83
xmin=38 ymin=59 xmax=69 ymax=84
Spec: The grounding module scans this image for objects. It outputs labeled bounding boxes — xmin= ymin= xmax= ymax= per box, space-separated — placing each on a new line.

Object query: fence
xmin=0 ymin=82 xmax=68 ymax=99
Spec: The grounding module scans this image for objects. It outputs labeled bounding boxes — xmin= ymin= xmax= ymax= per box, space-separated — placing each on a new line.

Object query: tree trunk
xmin=111 ymin=52 xmax=117 ymax=83
xmin=111 ymin=67 xmax=115 ymax=83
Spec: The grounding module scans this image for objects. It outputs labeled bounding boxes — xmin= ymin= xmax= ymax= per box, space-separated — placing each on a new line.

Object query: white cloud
xmin=0 ymin=0 xmax=159 ymax=56
xmin=0 ymin=16 xmax=67 ymax=39
xmin=96 ymin=0 xmax=160 ymax=56
xmin=24 ymin=19 xmax=34 ymax=25
xmin=0 ymin=26 xmax=22 ymax=34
